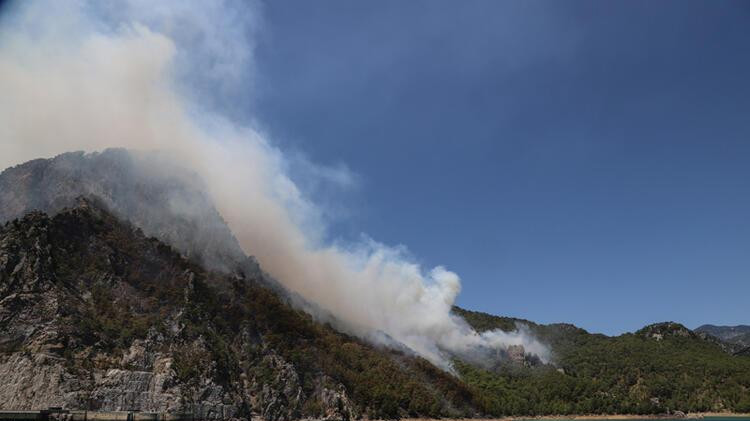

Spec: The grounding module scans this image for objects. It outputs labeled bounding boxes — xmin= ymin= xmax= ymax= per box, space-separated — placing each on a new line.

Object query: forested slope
xmin=454 ymin=307 xmax=750 ymax=415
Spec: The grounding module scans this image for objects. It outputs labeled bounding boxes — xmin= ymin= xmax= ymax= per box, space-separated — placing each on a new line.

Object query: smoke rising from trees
xmin=0 ymin=0 xmax=548 ymax=369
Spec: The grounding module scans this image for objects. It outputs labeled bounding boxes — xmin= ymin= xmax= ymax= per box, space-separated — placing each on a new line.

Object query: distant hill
xmin=696 ymin=325 xmax=750 ymax=353
xmin=453 ymin=308 xmax=750 ymax=415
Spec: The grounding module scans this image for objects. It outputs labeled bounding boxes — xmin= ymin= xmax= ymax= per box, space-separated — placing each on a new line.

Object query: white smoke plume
xmin=0 ymin=0 xmax=549 ymax=369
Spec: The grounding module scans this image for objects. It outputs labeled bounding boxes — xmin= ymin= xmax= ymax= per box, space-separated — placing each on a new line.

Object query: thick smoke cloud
xmin=0 ymin=0 xmax=548 ymax=369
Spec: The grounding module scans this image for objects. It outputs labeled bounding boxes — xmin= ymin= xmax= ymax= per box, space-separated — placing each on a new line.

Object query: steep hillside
xmin=0 ymin=200 xmax=480 ymax=419
xmin=0 ymin=149 xmax=250 ymax=274
xmin=454 ymin=308 xmax=750 ymax=415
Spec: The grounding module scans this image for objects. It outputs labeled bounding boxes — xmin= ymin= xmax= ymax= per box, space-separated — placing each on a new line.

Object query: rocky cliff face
xmin=0 ymin=201 xmax=291 ymax=418
xmin=0 ymin=199 xmax=477 ymax=419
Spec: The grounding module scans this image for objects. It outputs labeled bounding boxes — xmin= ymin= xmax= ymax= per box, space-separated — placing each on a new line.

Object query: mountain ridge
xmin=695 ymin=325 xmax=750 ymax=354
xmin=1 ymin=151 xmax=749 ymax=418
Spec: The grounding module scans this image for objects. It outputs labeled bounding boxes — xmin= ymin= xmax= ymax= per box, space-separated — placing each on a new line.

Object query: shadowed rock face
xmin=0 ymin=200 xmax=477 ymax=420
xmin=0 ymin=201 xmax=262 ymax=417
xmin=0 ymin=149 xmax=252 ymax=274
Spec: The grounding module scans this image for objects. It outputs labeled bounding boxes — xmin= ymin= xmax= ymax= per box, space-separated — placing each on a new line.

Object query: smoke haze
xmin=0 ymin=0 xmax=548 ymax=368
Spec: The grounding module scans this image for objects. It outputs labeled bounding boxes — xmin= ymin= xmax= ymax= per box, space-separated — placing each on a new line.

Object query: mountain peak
xmin=637 ymin=322 xmax=695 ymax=340
xmin=0 ymin=149 xmax=250 ymax=274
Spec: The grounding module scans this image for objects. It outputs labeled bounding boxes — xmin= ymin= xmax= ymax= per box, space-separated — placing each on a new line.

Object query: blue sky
xmin=244 ymin=1 xmax=750 ymax=335
xmin=4 ymin=0 xmax=743 ymax=336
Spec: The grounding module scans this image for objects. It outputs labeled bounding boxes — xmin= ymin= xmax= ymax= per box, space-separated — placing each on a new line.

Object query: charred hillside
xmin=0 ymin=199 xmax=480 ymax=419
